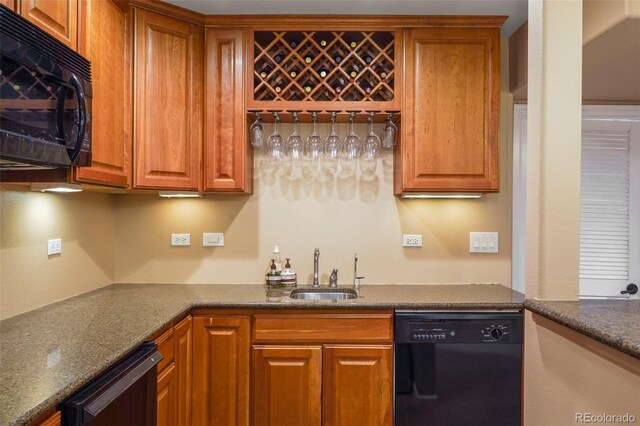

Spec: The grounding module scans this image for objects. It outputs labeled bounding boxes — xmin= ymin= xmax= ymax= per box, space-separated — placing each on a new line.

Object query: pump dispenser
xmin=272 ymin=245 xmax=283 ymax=272
xmin=266 ymin=259 xmax=281 ymax=286
xmin=280 ymin=258 xmax=297 ymax=286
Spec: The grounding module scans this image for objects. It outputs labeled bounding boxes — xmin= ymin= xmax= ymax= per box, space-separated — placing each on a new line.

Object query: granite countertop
xmin=524 ymin=299 xmax=640 ymax=360
xmin=0 ymin=283 xmax=523 ymax=425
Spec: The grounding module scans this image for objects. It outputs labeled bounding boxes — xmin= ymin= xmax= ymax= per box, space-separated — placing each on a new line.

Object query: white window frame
xmin=512 ymin=105 xmax=640 ymax=298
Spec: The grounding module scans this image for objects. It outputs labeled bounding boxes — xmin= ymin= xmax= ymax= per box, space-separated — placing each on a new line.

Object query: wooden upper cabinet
xmin=133 ymin=9 xmax=203 ymax=190
xmin=192 ymin=316 xmax=250 ymax=426
xmin=0 ymin=0 xmax=17 ymax=11
xmin=398 ymin=26 xmax=501 ymax=193
xmin=74 ymin=0 xmax=132 ymax=187
xmin=20 ymin=0 xmax=78 ymax=49
xmin=322 ymin=345 xmax=393 ymax=426
xmin=204 ymin=28 xmax=252 ymax=192
xmin=252 ymin=345 xmax=322 ymax=426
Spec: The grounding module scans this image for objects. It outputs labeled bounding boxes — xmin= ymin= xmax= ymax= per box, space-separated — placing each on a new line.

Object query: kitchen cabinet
xmin=0 ymin=0 xmax=17 ymax=11
xmin=74 ymin=0 xmax=132 ymax=187
xmin=19 ymin=0 xmax=78 ymax=49
xmin=192 ymin=315 xmax=250 ymax=426
xmin=31 ymin=411 xmax=61 ymax=426
xmin=251 ymin=311 xmax=394 ymax=426
xmin=252 ymin=345 xmax=322 ymax=426
xmin=204 ymin=28 xmax=252 ymax=192
xmin=323 ymin=345 xmax=393 ymax=426
xmin=133 ymin=8 xmax=203 ymax=190
xmin=154 ymin=315 xmax=192 ymax=426
xmin=397 ymin=25 xmax=502 ymax=193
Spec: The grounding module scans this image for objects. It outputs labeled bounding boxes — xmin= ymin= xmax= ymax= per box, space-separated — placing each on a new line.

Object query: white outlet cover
xmin=171 ymin=233 xmax=191 ymax=246
xmin=402 ymin=234 xmax=423 ymax=247
xmin=47 ymin=239 xmax=62 ymax=256
xmin=469 ymin=232 xmax=499 ymax=253
xmin=203 ymin=232 xmax=224 ymax=247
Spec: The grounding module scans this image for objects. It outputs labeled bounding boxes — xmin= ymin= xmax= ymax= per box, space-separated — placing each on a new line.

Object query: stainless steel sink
xmin=289 ymin=287 xmax=358 ymax=300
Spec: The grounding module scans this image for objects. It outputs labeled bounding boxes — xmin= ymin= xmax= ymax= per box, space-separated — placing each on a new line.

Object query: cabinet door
xmin=0 ymin=0 xmax=17 ymax=11
xmin=252 ymin=345 xmax=322 ymax=426
xmin=323 ymin=345 xmax=393 ymax=426
xmin=133 ymin=9 xmax=203 ymax=190
xmin=74 ymin=0 xmax=132 ymax=187
xmin=192 ymin=316 xmax=250 ymax=426
xmin=175 ymin=315 xmax=192 ymax=426
xmin=20 ymin=0 xmax=78 ymax=49
xmin=399 ymin=28 xmax=500 ymax=193
xmin=157 ymin=363 xmax=178 ymax=426
xmin=204 ymin=29 xmax=252 ymax=192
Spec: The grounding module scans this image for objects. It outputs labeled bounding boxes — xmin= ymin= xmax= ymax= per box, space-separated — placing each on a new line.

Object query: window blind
xmin=579 ymin=129 xmax=631 ymax=281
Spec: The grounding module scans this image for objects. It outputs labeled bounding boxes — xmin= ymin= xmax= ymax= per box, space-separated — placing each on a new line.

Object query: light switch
xmin=470 ymin=232 xmax=499 ymax=253
xmin=203 ymin=232 xmax=224 ymax=247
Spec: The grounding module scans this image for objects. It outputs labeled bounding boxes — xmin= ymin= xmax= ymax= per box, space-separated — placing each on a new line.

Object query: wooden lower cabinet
xmin=157 ymin=362 xmax=178 ymax=426
xmin=252 ymin=345 xmax=322 ymax=426
xmin=323 ymin=345 xmax=394 ymax=426
xmin=30 ymin=411 xmax=61 ymax=426
xmin=154 ymin=315 xmax=192 ymax=426
xmin=192 ymin=315 xmax=250 ymax=426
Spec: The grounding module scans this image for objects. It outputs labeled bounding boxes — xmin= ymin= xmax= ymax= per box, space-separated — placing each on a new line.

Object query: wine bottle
xmin=260 ymin=71 xmax=267 ymax=79
xmin=305 ymin=56 xmax=312 ymax=64
xmin=275 ymin=86 xmax=282 ymax=93
xmin=380 ymin=71 xmax=387 ymax=79
xmin=304 ymin=85 xmax=312 ymax=93
xmin=320 ymin=40 xmax=327 ymax=47
xmin=350 ymin=41 xmax=357 ymax=48
xmin=333 ymin=85 xmax=342 ymax=93
xmin=334 ymin=55 xmax=343 ymax=64
xmin=289 ymin=41 xmax=298 ymax=49
xmin=365 ymin=56 xmax=373 ymax=64
xmin=318 ymin=69 xmax=328 ymax=78
xmin=274 ymin=55 xmax=283 ymax=63
xmin=349 ymin=70 xmax=358 ymax=79
xmin=290 ymin=70 xmax=297 ymax=78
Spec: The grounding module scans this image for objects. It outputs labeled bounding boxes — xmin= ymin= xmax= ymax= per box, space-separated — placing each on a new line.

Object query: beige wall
xmin=0 ymin=185 xmax=115 ymax=319
xmin=525 ymin=312 xmax=640 ymax=425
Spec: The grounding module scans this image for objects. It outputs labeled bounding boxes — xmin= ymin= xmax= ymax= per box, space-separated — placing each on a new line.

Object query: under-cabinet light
xmin=158 ymin=191 xmax=203 ymax=198
xmin=31 ymin=183 xmax=83 ymax=193
xmin=401 ymin=193 xmax=483 ymax=199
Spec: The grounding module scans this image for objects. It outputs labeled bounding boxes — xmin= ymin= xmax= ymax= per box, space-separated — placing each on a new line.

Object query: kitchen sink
xmin=289 ymin=287 xmax=358 ymax=300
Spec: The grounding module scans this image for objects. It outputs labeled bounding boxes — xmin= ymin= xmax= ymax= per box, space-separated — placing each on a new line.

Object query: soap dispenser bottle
xmin=280 ymin=258 xmax=297 ymax=286
xmin=265 ymin=259 xmax=281 ymax=286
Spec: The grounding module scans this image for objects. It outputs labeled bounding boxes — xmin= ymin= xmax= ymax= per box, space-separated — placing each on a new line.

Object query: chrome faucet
xmin=329 ymin=269 xmax=338 ymax=288
xmin=313 ymin=248 xmax=320 ymax=288
xmin=353 ymin=253 xmax=365 ymax=289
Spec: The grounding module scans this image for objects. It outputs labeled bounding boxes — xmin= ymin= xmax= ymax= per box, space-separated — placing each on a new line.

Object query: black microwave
xmin=0 ymin=4 xmax=92 ymax=170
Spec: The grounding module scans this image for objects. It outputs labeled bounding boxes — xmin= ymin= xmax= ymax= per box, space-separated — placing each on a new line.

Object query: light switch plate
xmin=203 ymin=232 xmax=224 ymax=247
xmin=470 ymin=232 xmax=499 ymax=253
xmin=47 ymin=238 xmax=62 ymax=256
xmin=402 ymin=234 xmax=423 ymax=247
xmin=171 ymin=233 xmax=190 ymax=246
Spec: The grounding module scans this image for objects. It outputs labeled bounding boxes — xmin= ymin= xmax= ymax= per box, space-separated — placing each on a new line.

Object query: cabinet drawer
xmin=154 ymin=327 xmax=175 ymax=373
xmin=253 ymin=313 xmax=393 ymax=343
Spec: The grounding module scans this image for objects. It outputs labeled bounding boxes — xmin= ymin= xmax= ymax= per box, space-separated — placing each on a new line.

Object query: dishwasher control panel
xmin=396 ymin=312 xmax=523 ymax=344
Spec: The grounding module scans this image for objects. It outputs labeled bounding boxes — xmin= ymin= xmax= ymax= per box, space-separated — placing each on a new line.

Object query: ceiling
xmin=164 ymin=0 xmax=528 ymax=36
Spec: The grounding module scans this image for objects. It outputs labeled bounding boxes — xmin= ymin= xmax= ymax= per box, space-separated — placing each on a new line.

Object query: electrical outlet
xmin=171 ymin=233 xmax=191 ymax=246
xmin=470 ymin=232 xmax=499 ymax=253
xmin=402 ymin=234 xmax=423 ymax=247
xmin=203 ymin=232 xmax=224 ymax=247
xmin=47 ymin=238 xmax=62 ymax=256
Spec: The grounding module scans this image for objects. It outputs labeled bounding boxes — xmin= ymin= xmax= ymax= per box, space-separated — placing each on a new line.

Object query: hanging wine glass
xmin=249 ymin=112 xmax=265 ymax=148
xmin=304 ymin=112 xmax=323 ymax=160
xmin=324 ymin=112 xmax=342 ymax=159
xmin=286 ymin=112 xmax=304 ymax=160
xmin=267 ymin=112 xmax=285 ymax=160
xmin=340 ymin=112 xmax=361 ymax=177
xmin=381 ymin=113 xmax=397 ymax=149
xmin=360 ymin=112 xmax=381 ymax=177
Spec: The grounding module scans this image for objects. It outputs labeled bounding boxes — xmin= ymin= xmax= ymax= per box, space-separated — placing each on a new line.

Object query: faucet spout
xmin=313 ymin=248 xmax=320 ymax=288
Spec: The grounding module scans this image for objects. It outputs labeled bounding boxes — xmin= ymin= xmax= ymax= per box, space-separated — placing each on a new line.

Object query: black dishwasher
xmin=60 ymin=341 xmax=161 ymax=426
xmin=395 ymin=311 xmax=523 ymax=426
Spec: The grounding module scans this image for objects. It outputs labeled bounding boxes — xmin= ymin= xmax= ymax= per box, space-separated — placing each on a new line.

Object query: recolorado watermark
xmin=576 ymin=413 xmax=636 ymax=423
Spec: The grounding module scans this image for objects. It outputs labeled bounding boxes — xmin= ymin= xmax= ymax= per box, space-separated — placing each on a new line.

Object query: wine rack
xmin=252 ymin=30 xmax=396 ymax=107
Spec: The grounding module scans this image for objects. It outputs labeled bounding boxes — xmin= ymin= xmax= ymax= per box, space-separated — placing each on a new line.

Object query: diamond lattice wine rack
xmin=249 ymin=30 xmax=401 ymax=115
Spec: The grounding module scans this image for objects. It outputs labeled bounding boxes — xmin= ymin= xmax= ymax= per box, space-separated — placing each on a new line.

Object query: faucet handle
xmin=354 ymin=275 xmax=365 ymax=289
xmin=329 ymin=269 xmax=339 ymax=288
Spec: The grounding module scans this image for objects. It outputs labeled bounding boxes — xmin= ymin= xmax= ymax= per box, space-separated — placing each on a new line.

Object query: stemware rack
xmin=247 ymin=110 xmax=400 ymax=124
xmin=251 ymin=30 xmax=396 ymax=106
